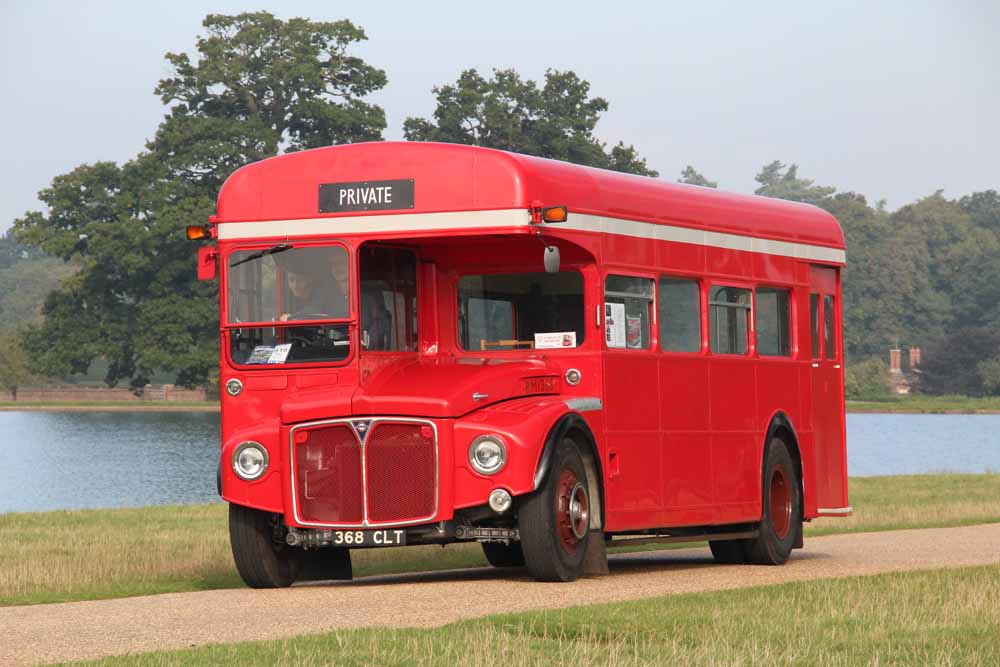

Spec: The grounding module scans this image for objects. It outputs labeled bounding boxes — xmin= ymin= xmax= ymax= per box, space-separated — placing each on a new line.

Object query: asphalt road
xmin=5 ymin=523 xmax=1000 ymax=666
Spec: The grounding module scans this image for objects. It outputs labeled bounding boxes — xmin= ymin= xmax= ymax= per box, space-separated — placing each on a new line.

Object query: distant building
xmin=889 ymin=346 xmax=921 ymax=394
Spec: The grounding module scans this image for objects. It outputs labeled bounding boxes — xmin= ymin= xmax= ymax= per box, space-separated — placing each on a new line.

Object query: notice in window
xmin=627 ymin=317 xmax=643 ymax=349
xmin=246 ymin=346 xmax=274 ymax=364
xmin=535 ymin=331 xmax=577 ymax=349
xmin=605 ymin=303 xmax=626 ymax=348
xmin=267 ymin=343 xmax=292 ymax=364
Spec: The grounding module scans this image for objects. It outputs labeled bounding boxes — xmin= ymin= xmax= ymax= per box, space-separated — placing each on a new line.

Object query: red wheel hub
xmin=555 ymin=468 xmax=589 ymax=554
xmin=769 ymin=465 xmax=792 ymax=540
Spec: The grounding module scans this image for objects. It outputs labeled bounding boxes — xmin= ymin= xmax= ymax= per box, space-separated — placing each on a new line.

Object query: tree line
xmin=5 ymin=12 xmax=999 ymax=398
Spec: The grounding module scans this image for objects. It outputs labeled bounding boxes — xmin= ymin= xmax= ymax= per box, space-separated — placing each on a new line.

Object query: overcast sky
xmin=2 ymin=1 xmax=997 ymax=233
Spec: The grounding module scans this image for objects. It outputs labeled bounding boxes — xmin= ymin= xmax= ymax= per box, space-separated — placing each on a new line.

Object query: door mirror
xmin=543 ymin=245 xmax=560 ymax=274
xmin=197 ymin=246 xmax=217 ymax=281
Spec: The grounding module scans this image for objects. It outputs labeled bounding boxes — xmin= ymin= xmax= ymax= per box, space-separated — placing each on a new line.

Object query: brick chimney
xmin=889 ymin=348 xmax=902 ymax=374
xmin=909 ymin=347 xmax=921 ymax=369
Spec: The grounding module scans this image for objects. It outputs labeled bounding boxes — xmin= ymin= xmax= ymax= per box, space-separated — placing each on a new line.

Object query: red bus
xmin=191 ymin=142 xmax=848 ymax=585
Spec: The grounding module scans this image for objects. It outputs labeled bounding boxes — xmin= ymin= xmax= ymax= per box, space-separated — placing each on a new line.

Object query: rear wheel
xmin=482 ymin=541 xmax=525 ymax=568
xmin=744 ymin=438 xmax=802 ymax=565
xmin=519 ymin=440 xmax=591 ymax=582
xmin=229 ymin=503 xmax=301 ymax=588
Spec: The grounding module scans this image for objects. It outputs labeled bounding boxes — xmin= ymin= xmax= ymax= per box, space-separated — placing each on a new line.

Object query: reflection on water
xmin=0 ymin=411 xmax=998 ymax=513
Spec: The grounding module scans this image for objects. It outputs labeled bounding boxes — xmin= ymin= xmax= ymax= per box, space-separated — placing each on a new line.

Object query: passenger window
xmin=709 ymin=286 xmax=751 ymax=354
xmin=604 ymin=275 xmax=653 ymax=349
xmin=810 ymin=294 xmax=821 ymax=358
xmin=658 ymin=277 xmax=701 ymax=352
xmin=756 ymin=287 xmax=791 ymax=357
xmin=823 ymin=295 xmax=837 ymax=360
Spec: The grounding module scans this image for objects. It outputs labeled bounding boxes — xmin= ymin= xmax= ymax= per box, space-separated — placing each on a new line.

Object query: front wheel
xmin=518 ymin=439 xmax=592 ymax=582
xmin=229 ymin=503 xmax=301 ymax=588
xmin=482 ymin=541 xmax=525 ymax=568
xmin=744 ymin=438 xmax=802 ymax=565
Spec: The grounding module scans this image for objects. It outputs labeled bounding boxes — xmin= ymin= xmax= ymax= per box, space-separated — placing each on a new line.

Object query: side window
xmin=823 ymin=295 xmax=837 ymax=360
xmin=604 ymin=275 xmax=653 ymax=349
xmin=709 ymin=286 xmax=751 ymax=354
xmin=658 ymin=277 xmax=701 ymax=352
xmin=359 ymin=246 xmax=418 ymax=351
xmin=756 ymin=287 xmax=791 ymax=357
xmin=810 ymin=294 xmax=821 ymax=358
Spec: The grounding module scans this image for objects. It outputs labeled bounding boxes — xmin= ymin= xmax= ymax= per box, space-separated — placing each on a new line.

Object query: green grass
xmin=3 ymin=473 xmax=999 ymax=608
xmin=847 ymin=394 xmax=1000 ymax=413
xmin=67 ymin=564 xmax=1000 ymax=666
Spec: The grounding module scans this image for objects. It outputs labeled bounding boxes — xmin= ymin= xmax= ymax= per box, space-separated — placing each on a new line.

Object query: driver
xmin=279 ymin=265 xmax=329 ymax=321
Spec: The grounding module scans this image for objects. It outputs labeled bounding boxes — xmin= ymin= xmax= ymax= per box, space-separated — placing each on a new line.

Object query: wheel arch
xmin=533 ymin=412 xmax=604 ymax=530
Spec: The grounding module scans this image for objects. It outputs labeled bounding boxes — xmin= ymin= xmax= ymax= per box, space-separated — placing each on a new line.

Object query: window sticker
xmin=605 ymin=303 xmax=626 ymax=348
xmin=534 ymin=331 xmax=577 ymax=349
xmin=267 ymin=343 xmax=292 ymax=364
xmin=246 ymin=346 xmax=275 ymax=364
xmin=626 ymin=317 xmax=643 ymax=348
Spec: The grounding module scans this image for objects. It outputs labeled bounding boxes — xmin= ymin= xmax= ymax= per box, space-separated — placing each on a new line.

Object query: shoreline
xmin=2 ymin=404 xmax=1000 ymax=415
xmin=0 ymin=403 xmax=220 ymax=412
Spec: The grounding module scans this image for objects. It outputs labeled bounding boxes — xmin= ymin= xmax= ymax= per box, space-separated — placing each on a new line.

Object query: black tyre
xmin=229 ymin=503 xmax=301 ymax=588
xmin=300 ymin=547 xmax=353 ymax=581
xmin=744 ymin=438 xmax=802 ymax=565
xmin=709 ymin=539 xmax=747 ymax=564
xmin=482 ymin=541 xmax=525 ymax=568
xmin=519 ymin=439 xmax=591 ymax=582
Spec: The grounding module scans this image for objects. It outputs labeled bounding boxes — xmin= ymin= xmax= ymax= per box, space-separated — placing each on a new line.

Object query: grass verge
xmin=4 ymin=473 xmax=998 ymax=607
xmin=846 ymin=394 xmax=1000 ymax=413
xmin=67 ymin=564 xmax=1000 ymax=666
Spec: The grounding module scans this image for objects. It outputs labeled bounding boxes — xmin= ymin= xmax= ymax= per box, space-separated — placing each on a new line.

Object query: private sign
xmin=319 ymin=179 xmax=415 ymax=213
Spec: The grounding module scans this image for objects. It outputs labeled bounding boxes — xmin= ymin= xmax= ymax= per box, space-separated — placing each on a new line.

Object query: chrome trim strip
xmin=817 ymin=506 xmax=853 ymax=516
xmin=288 ymin=417 xmax=439 ymax=529
xmin=564 ymin=397 xmax=602 ymax=412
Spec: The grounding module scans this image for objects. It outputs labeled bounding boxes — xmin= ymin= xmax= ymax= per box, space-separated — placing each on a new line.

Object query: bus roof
xmin=216 ymin=142 xmax=845 ymax=251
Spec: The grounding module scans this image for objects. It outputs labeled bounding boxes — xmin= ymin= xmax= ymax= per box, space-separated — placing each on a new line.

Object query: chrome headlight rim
xmin=468 ymin=434 xmax=507 ymax=475
xmin=232 ymin=441 xmax=269 ymax=481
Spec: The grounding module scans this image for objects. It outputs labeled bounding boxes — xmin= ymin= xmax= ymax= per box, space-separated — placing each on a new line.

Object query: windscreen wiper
xmin=229 ymin=243 xmax=293 ymax=268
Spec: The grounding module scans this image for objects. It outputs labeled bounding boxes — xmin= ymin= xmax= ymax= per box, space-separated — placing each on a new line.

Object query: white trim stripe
xmin=817 ymin=506 xmax=854 ymax=516
xmin=217 ymin=209 xmax=846 ymax=264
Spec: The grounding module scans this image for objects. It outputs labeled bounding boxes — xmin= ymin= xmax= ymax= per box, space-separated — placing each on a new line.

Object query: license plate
xmin=330 ymin=529 xmax=407 ymax=547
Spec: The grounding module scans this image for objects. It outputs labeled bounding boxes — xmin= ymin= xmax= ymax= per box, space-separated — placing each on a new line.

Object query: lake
xmin=1 ymin=411 xmax=998 ymax=513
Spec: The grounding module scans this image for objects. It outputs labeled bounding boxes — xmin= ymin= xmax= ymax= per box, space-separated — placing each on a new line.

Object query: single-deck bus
xmin=189 ymin=142 xmax=848 ymax=585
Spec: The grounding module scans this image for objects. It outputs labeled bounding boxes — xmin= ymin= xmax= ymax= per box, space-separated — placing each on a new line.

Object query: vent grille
xmin=365 ymin=423 xmax=436 ymax=522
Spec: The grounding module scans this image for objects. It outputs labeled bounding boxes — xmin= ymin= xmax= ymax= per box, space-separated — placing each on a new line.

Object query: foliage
xmin=844 ymin=357 xmax=890 ymax=400
xmin=678 ymin=165 xmax=717 ymax=188
xmin=155 ymin=12 xmax=387 ymax=154
xmin=0 ymin=330 xmax=37 ymax=399
xmin=0 ymin=254 xmax=76 ymax=327
xmin=404 ymin=68 xmax=657 ymax=176
xmin=918 ymin=327 xmax=1000 ymax=396
xmin=0 ymin=227 xmax=45 ymax=270
xmin=755 ymin=160 xmax=836 ymax=205
xmin=12 ymin=12 xmax=386 ymax=388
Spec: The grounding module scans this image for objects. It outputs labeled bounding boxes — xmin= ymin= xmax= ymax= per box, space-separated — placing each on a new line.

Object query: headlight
xmin=232 ymin=441 xmax=269 ymax=480
xmin=469 ymin=435 xmax=506 ymax=475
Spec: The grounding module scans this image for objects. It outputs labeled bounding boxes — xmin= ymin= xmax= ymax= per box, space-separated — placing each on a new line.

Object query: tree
xmin=13 ymin=12 xmax=387 ymax=389
xmin=678 ymin=166 xmax=717 ymax=188
xmin=404 ymin=68 xmax=657 ymax=176
xmin=919 ymin=327 xmax=1000 ymax=396
xmin=754 ymin=160 xmax=835 ymax=206
xmin=843 ymin=358 xmax=890 ymax=399
xmin=156 ymin=12 xmax=387 ymax=155
xmin=0 ymin=330 xmax=38 ymax=401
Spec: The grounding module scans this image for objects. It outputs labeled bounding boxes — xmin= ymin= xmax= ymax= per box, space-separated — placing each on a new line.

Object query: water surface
xmin=1 ymin=411 xmax=997 ymax=513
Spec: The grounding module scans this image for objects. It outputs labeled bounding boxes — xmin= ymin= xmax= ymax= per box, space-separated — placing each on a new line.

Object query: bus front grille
xmin=365 ymin=423 xmax=436 ymax=522
xmin=290 ymin=419 xmax=438 ymax=527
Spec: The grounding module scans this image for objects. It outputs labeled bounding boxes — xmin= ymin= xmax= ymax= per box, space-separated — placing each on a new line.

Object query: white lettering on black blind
xmin=319 ymin=179 xmax=415 ymax=213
